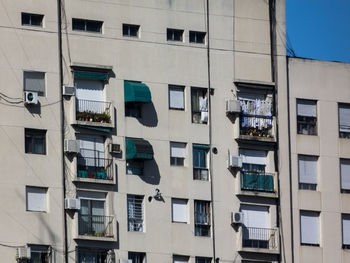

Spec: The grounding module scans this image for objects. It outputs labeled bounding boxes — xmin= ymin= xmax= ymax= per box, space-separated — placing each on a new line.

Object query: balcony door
xmin=77 ymin=135 xmax=104 ymax=168
xmin=76 ymin=79 xmax=104 ymax=113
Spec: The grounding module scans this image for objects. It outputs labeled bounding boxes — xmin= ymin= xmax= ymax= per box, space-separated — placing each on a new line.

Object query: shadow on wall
xmin=139 ymin=159 xmax=161 ymax=185
xmin=137 ymin=102 xmax=158 ymax=127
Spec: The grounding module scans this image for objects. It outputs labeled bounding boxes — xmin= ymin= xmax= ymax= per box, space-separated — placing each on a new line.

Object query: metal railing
xmin=78 ymin=215 xmax=114 ymax=238
xmin=240 ymin=172 xmax=275 ymax=192
xmin=242 ymin=227 xmax=278 ymax=250
xmin=76 ymin=99 xmax=111 ymax=123
xmin=240 ymin=114 xmax=273 ymax=138
xmin=77 ymin=156 xmax=113 ymax=181
xmin=193 ymin=168 xmax=209 ymax=181
xmin=195 ymin=212 xmax=211 ymax=225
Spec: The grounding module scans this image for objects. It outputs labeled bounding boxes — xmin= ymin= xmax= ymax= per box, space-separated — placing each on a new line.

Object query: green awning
xmin=193 ymin=144 xmax=210 ymax=150
xmin=124 ymin=81 xmax=151 ymax=103
xmin=74 ymin=70 xmax=109 ymax=82
xmin=78 ymin=125 xmax=111 ymax=133
xmin=126 ymin=138 xmax=154 ymax=160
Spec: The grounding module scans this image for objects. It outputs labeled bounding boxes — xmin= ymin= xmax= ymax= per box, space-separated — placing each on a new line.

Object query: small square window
xmin=339 ymin=103 xmax=350 ymax=139
xmin=24 ymin=71 xmax=45 ymax=96
xmin=169 ymin=85 xmax=185 ymax=110
xmin=128 ymin=251 xmax=146 ymax=263
xmin=123 ymin=24 xmax=140 ymax=37
xmin=21 ymin=13 xmax=44 ymax=27
xmin=189 ymin=31 xmax=206 ymax=44
xmin=72 ymin=18 xmax=103 ymax=33
xmin=26 ymin=186 xmax=48 ymax=212
xmin=28 ymin=245 xmax=50 ymax=262
xmin=297 ymin=99 xmax=317 ymax=135
xmin=195 ymin=257 xmax=212 ymax=263
xmin=167 ymin=28 xmax=184 ymax=41
xmin=172 ymin=198 xmax=188 ymax=223
xmin=25 ymin=128 xmax=46 ymax=155
xmin=170 ymin=142 xmax=186 ymax=166
xmin=173 ymin=255 xmax=189 ymax=263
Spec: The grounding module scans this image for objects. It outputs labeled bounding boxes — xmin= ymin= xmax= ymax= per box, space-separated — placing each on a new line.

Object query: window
xmin=191 ymin=87 xmax=208 ymax=124
xmin=127 ymin=195 xmax=144 ymax=232
xmin=72 ymin=18 xmax=103 ymax=33
xmin=77 ymin=247 xmax=107 ymax=263
xmin=241 ymin=205 xmax=270 ymax=249
xmin=26 ymin=186 xmax=47 ymax=212
xmin=125 ymin=103 xmax=141 ymax=118
xmin=25 ymin=129 xmax=46 ymax=155
xmin=126 ymin=160 xmax=144 ymax=175
xmin=129 ymin=252 xmax=146 ymax=263
xmin=195 ymin=257 xmax=212 ymax=263
xmin=189 ymin=31 xmax=206 ymax=44
xmin=21 ymin=13 xmax=43 ymax=27
xmin=300 ymin=210 xmax=320 ymax=246
xmin=298 ymin=155 xmax=318 ymax=190
xmin=341 ymin=159 xmax=350 ymax=193
xmin=172 ymin=199 xmax=188 ymax=223
xmin=194 ymin=200 xmax=211 ymax=237
xmin=28 ymin=245 xmax=50 ymax=263
xmin=342 ymin=214 xmax=350 ymax=249
xmin=297 ymin=99 xmax=317 ymax=135
xmin=173 ymin=255 xmax=189 ymax=263
xmin=167 ymin=28 xmax=184 ymax=41
xmin=240 ymin=149 xmax=267 ymax=173
xmin=123 ymin=24 xmax=140 ymax=37
xmin=170 ymin=142 xmax=186 ymax=166
xmin=24 ymin=71 xmax=45 ymax=96
xmin=169 ymin=85 xmax=185 ymax=110
xmin=339 ymin=104 xmax=350 ymax=138
xmin=193 ymin=144 xmax=209 ymax=180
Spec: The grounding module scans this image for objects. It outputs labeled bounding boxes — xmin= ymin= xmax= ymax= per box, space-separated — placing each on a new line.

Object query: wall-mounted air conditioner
xmin=109 ymin=143 xmax=121 ymax=154
xmin=24 ymin=91 xmax=38 ymax=105
xmin=16 ymin=247 xmax=31 ymax=259
xmin=228 ymin=155 xmax=242 ymax=168
xmin=119 ymin=259 xmax=132 ymax=263
xmin=65 ymin=198 xmax=81 ymax=210
xmin=63 ymin=85 xmax=75 ymax=96
xmin=64 ymin=139 xmax=79 ymax=154
xmin=231 ymin=212 xmax=243 ymax=224
xmin=226 ymin=99 xmax=240 ymax=114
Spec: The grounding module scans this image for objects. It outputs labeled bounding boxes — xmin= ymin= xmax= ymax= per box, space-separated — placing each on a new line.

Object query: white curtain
xmin=297 ymin=100 xmax=317 ymax=117
xmin=298 ymin=155 xmax=318 ymax=184
xmin=170 ymin=142 xmax=186 ymax=158
xmin=172 ymin=199 xmax=187 ymax=223
xmin=240 ymin=149 xmax=267 ymax=165
xmin=169 ymin=87 xmax=184 ymax=109
xmin=300 ymin=211 xmax=319 ymax=245
xmin=341 ymin=159 xmax=350 ymax=190
xmin=26 ymin=187 xmax=47 ymax=211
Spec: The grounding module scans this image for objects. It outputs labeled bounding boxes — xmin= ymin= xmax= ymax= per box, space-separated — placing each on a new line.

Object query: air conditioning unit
xmin=226 ymin=99 xmax=240 ymax=114
xmin=119 ymin=259 xmax=132 ymax=263
xmin=63 ymin=85 xmax=75 ymax=96
xmin=16 ymin=247 xmax=31 ymax=259
xmin=64 ymin=139 xmax=79 ymax=153
xmin=24 ymin=91 xmax=38 ymax=105
xmin=65 ymin=198 xmax=81 ymax=210
xmin=231 ymin=212 xmax=243 ymax=224
xmin=229 ymin=155 xmax=242 ymax=168
xmin=109 ymin=143 xmax=121 ymax=154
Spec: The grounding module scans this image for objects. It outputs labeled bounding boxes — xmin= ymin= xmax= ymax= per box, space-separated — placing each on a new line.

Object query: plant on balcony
xmin=77 ymin=111 xmax=111 ymax=123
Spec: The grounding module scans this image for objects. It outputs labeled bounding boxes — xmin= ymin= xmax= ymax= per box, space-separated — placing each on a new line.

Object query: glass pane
xmin=73 ymin=19 xmax=86 ymax=31
xmin=92 ymin=200 xmax=104 ymax=216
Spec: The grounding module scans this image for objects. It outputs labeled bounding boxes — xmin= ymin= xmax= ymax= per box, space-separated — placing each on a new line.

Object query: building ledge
xmin=73 ymin=177 xmax=115 ymax=185
xmin=75 ymin=235 xmax=116 ymax=242
xmin=238 ymin=247 xmax=279 ymax=255
xmin=237 ymin=190 xmax=278 ymax=199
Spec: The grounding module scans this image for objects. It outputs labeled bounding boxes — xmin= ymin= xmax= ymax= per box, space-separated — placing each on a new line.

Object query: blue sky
xmin=286 ymin=0 xmax=350 ymax=63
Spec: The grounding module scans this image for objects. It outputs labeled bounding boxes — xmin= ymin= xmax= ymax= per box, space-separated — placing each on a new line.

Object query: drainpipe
xmin=206 ymin=0 xmax=217 ymax=262
xmin=57 ymin=0 xmax=69 ymax=262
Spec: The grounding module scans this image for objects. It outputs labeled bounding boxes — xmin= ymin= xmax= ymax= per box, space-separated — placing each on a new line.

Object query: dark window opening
xmin=21 ymin=13 xmax=43 ymax=27
xmin=123 ymin=24 xmax=140 ymax=37
xmin=189 ymin=31 xmax=206 ymax=44
xmin=25 ymin=129 xmax=46 ymax=155
xmin=167 ymin=28 xmax=184 ymax=41
xmin=72 ymin=18 xmax=103 ymax=33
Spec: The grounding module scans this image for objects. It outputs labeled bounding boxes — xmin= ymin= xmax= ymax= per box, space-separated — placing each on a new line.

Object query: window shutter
xmin=300 ymin=211 xmax=319 ymax=245
xmin=339 ymin=105 xmax=350 ymax=132
xmin=341 ymin=159 xmax=350 ymax=190
xmin=343 ymin=214 xmax=350 ymax=245
xmin=24 ymin=72 xmax=45 ymax=95
xmin=26 ymin=187 xmax=47 ymax=211
xmin=241 ymin=205 xmax=269 ymax=240
xmin=170 ymin=142 xmax=186 ymax=158
xmin=169 ymin=87 xmax=184 ymax=109
xmin=172 ymin=199 xmax=187 ymax=223
xmin=297 ymin=100 xmax=317 ymax=117
xmin=298 ymin=155 xmax=318 ymax=184
xmin=240 ymin=149 xmax=267 ymax=165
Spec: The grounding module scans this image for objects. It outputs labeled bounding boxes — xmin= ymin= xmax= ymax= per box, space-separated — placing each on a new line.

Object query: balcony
xmin=239 ymin=114 xmax=275 ymax=143
xmin=239 ymin=227 xmax=279 ymax=254
xmin=77 ymin=214 xmax=115 ymax=241
xmin=76 ymin=156 xmax=114 ymax=184
xmin=75 ymin=99 xmax=114 ymax=129
xmin=238 ymin=172 xmax=278 ymax=198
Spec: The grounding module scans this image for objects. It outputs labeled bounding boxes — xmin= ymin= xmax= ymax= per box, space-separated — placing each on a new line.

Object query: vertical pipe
xmin=57 ymin=0 xmax=68 ymax=262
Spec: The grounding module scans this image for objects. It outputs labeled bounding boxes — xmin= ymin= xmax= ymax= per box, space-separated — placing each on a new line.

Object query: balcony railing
xmin=78 ymin=214 xmax=114 ymax=238
xmin=77 ymin=156 xmax=113 ymax=181
xmin=240 ymin=172 xmax=274 ymax=192
xmin=242 ymin=227 xmax=278 ymax=250
xmin=76 ymin=99 xmax=111 ymax=124
xmin=193 ymin=168 xmax=209 ymax=181
xmin=240 ymin=114 xmax=273 ymax=138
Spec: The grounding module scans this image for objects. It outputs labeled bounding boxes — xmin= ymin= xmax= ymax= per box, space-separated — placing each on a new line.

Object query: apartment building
xmin=0 ymin=0 xmax=288 ymax=262
xmin=284 ymin=58 xmax=350 ymax=263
